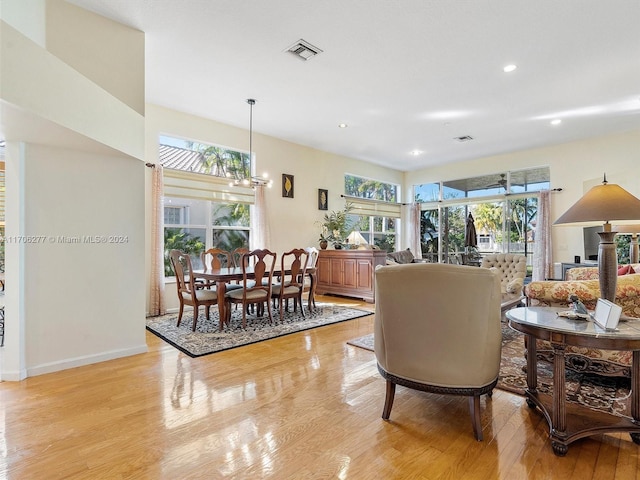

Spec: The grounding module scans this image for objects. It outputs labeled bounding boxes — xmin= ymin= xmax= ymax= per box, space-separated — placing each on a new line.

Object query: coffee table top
xmin=506 ymin=306 xmax=640 ymax=349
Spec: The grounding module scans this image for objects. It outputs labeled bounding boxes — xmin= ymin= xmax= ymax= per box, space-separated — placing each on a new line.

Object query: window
xmin=344 ymin=174 xmax=400 ymax=252
xmin=415 ymin=167 xmax=550 ymax=269
xmin=160 ymin=136 xmax=253 ymax=276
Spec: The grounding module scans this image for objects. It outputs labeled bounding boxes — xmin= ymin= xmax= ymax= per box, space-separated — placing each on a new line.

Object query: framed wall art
xmin=282 ymin=174 xmax=294 ymax=198
xmin=318 ymin=189 xmax=328 ymax=210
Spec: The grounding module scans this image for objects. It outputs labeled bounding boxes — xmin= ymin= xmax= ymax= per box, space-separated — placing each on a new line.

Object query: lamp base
xmin=597 ymin=231 xmax=618 ymax=302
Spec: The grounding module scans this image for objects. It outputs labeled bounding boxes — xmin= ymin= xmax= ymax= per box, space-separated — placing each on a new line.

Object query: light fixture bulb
xmin=338 ymin=123 xmax=348 ymax=128
xmin=503 ymin=64 xmax=517 ymax=73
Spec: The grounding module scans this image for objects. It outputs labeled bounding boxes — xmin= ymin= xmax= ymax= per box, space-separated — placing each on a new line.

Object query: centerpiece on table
xmin=316 ymin=203 xmax=354 ymax=249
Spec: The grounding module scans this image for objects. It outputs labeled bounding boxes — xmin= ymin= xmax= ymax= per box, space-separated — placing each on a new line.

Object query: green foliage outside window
xmin=164 ymin=228 xmax=205 ymax=276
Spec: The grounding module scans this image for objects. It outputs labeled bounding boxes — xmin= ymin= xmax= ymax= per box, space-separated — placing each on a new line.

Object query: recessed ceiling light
xmin=550 ymin=119 xmax=562 ymax=126
xmin=338 ymin=123 xmax=348 ymax=128
xmin=410 ymin=150 xmax=422 ymax=156
xmin=503 ymin=64 xmax=517 ymax=73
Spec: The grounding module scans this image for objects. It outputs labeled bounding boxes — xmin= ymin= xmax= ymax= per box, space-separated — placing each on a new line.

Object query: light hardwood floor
xmin=0 ymin=296 xmax=638 ymax=479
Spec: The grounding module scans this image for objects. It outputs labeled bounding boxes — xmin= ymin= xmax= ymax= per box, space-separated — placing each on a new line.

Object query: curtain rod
xmin=145 ymin=162 xmax=156 ymax=168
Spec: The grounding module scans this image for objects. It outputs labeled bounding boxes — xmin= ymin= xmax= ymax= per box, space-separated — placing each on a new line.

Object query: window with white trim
xmin=160 ymin=135 xmax=253 ymax=276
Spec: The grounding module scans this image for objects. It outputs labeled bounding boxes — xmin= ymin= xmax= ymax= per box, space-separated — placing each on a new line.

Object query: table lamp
xmin=553 ymin=176 xmax=640 ymax=302
xmin=613 ymin=224 xmax=640 ymax=264
xmin=346 ymin=230 xmax=368 ymax=248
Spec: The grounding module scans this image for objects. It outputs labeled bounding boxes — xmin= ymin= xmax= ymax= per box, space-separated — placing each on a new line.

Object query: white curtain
xmin=149 ymin=164 xmax=166 ymax=316
xmin=250 ymin=185 xmax=271 ymax=249
xmin=403 ymin=202 xmax=422 ymax=258
xmin=533 ymin=190 xmax=553 ymax=281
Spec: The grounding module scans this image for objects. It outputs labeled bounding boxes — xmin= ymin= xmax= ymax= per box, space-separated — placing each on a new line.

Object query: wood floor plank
xmin=0 ymin=295 xmax=637 ymax=479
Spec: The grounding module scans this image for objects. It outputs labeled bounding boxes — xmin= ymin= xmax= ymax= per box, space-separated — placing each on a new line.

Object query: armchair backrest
xmin=374 ymin=263 xmax=502 ymax=388
xmin=481 ymin=253 xmax=527 ymax=293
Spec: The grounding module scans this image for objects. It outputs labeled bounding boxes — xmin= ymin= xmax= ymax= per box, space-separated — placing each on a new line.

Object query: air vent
xmin=285 ymin=39 xmax=323 ymax=61
xmin=454 ymin=135 xmax=474 ymax=142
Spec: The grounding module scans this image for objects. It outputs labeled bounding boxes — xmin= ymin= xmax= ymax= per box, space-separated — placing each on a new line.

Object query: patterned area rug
xmin=147 ymin=303 xmax=373 ymax=357
xmin=347 ymin=324 xmax=632 ymax=417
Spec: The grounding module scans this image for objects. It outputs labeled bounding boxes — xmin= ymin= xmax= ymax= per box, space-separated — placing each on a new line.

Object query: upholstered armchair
xmin=374 ymin=263 xmax=502 ymax=441
xmin=481 ymin=253 xmax=527 ymax=294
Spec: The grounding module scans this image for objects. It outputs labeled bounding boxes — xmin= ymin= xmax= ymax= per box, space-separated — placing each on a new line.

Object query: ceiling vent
xmin=454 ymin=135 xmax=474 ymax=142
xmin=285 ymin=39 xmax=323 ymax=61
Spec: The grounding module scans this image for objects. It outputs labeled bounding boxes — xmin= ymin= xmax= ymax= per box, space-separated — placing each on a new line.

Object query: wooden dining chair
xmin=224 ymin=249 xmax=277 ymax=328
xmin=169 ymin=249 xmax=219 ymax=331
xmin=272 ymin=249 xmax=309 ymax=321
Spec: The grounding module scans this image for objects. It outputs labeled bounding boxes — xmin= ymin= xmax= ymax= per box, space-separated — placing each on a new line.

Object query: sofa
xmin=386 ymin=248 xmax=425 ymax=264
xmin=524 ymin=273 xmax=640 ymax=378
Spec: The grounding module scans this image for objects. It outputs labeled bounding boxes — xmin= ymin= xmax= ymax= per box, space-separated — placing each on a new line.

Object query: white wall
xmin=23 ymin=145 xmax=146 ymax=375
xmin=406 ymin=129 xmax=640 ymax=264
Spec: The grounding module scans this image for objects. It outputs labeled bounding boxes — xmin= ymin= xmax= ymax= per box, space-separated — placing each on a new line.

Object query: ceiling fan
xmin=486 ymin=174 xmax=508 ymax=189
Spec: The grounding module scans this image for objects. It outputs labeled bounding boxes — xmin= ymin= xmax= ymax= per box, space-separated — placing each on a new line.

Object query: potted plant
xmin=316 ymin=203 xmax=354 ymax=249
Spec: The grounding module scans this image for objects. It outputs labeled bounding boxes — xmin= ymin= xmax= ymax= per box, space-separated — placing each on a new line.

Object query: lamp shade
xmin=346 ymin=230 xmax=368 ymax=246
xmin=553 ymin=182 xmax=640 ymax=227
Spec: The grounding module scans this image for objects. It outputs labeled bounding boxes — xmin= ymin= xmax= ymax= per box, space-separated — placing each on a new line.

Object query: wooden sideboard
xmin=316 ymin=249 xmax=387 ymax=303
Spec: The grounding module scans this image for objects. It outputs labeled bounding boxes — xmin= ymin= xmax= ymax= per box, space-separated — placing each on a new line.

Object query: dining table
xmin=193 ymin=266 xmax=317 ymax=329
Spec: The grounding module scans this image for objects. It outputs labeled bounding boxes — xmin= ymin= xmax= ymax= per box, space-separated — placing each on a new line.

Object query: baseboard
xmin=24 ymin=344 xmax=148 ymax=378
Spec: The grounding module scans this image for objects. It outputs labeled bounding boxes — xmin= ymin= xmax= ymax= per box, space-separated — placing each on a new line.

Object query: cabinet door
xmin=329 ymin=258 xmax=344 ymax=286
xmin=342 ymin=258 xmax=358 ymax=288
xmin=356 ymin=259 xmax=372 ymax=290
xmin=317 ymin=257 xmax=332 ymax=285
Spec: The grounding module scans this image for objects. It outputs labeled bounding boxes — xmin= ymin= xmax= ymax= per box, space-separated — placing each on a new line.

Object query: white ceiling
xmin=68 ymin=0 xmax=640 ymax=171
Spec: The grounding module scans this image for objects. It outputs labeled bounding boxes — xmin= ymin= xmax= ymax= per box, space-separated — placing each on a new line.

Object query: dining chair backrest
xmin=231 ymin=247 xmax=250 ymax=268
xmin=305 ymin=247 xmax=319 ymax=269
xmin=241 ymin=249 xmax=276 ymax=294
xmin=201 ymin=248 xmax=233 ymax=270
xmin=169 ymin=249 xmax=197 ymax=301
xmin=281 ymin=248 xmax=309 ymax=289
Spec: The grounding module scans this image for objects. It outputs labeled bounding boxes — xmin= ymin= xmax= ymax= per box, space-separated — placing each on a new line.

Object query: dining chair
xmin=224 ymin=249 xmax=277 ymax=328
xmin=303 ymin=246 xmax=319 ymax=311
xmin=169 ymin=249 xmax=219 ymax=331
xmin=272 ymin=248 xmax=309 ymax=321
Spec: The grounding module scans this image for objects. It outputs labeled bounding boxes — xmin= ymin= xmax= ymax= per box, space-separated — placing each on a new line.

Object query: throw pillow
xmin=506 ymin=277 xmax=524 ymax=294
xmin=618 ymin=265 xmax=636 ymax=276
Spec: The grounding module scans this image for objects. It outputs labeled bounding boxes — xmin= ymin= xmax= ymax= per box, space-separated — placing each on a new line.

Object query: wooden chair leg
xmin=192 ymin=306 xmax=199 ymax=332
xmin=279 ymin=297 xmax=285 ymax=322
xmin=469 ymin=395 xmax=483 ymax=441
xmin=176 ymin=302 xmax=184 ymax=327
xmin=382 ymin=380 xmax=396 ymax=420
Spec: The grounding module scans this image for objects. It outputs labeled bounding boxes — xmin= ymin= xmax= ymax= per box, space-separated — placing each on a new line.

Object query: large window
xmin=344 ymin=174 xmax=400 ymax=252
xmin=160 ymin=136 xmax=252 ymax=276
xmin=415 ymin=167 xmax=550 ymax=269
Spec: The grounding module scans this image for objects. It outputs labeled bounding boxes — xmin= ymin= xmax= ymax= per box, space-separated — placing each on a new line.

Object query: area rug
xmin=147 ymin=303 xmax=373 ymax=357
xmin=347 ymin=324 xmax=632 ymax=417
